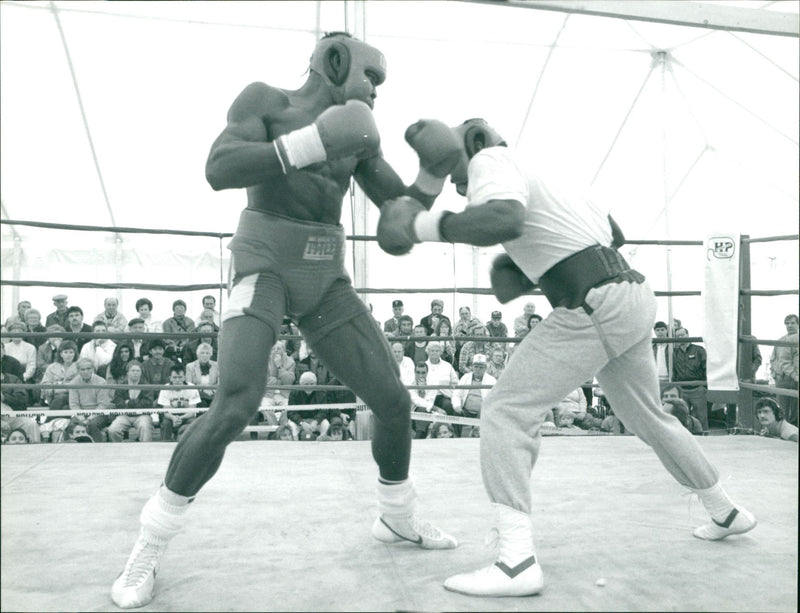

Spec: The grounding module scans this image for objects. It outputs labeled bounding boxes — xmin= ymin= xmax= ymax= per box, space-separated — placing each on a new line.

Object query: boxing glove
xmin=273 ymin=100 xmax=380 ymax=172
xmin=490 ymin=254 xmax=536 ymax=304
xmin=377 ymin=196 xmax=453 ymax=256
xmin=405 ymin=119 xmax=463 ymax=196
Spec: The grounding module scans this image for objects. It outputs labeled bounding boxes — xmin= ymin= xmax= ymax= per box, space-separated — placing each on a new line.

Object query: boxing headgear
xmin=309 ymin=32 xmax=387 ymax=105
xmin=449 ymin=118 xmax=507 ymax=195
xmin=756 ymin=397 xmax=783 ymax=421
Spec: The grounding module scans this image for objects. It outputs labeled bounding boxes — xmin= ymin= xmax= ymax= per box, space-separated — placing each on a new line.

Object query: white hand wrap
xmin=412 ymin=167 xmax=446 ymax=197
xmin=413 ymin=209 xmax=450 ymax=243
xmin=274 ymin=124 xmax=327 ymax=172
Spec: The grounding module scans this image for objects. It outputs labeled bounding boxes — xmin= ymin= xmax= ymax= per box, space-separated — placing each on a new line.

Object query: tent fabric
xmin=1 ymin=1 xmax=797 ymax=343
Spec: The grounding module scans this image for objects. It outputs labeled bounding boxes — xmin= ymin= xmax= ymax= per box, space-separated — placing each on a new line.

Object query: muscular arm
xmin=205 ymin=82 xmax=288 ymax=191
xmin=354 ymin=156 xmax=437 ymax=210
xmin=439 ymin=199 xmax=526 ymax=246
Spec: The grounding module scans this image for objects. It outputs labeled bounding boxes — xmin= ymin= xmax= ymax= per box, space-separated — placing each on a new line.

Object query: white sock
xmin=140 ymin=486 xmax=191 ymax=539
xmin=692 ymin=481 xmax=735 ymax=523
xmin=376 ymin=479 xmax=416 ymax=517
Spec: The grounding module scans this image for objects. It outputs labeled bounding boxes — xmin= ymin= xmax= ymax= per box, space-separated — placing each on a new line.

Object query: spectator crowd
xmin=2 ymin=295 xmax=797 ymax=445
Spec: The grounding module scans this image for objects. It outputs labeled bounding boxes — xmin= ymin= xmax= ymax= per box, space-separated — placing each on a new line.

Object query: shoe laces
xmin=410 ymin=515 xmax=443 ymax=540
xmin=121 ymin=538 xmax=164 ymax=587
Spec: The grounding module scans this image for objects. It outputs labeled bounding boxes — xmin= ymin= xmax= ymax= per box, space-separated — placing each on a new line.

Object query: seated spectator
xmin=156 ymin=364 xmax=201 ymax=442
xmin=391 ymin=342 xmax=415 ymax=386
xmin=452 ymin=354 xmax=496 ymax=437
xmin=35 ymin=325 xmax=65 ymax=384
xmin=454 ymin=305 xmax=483 ymax=362
xmin=555 ymin=388 xmax=602 ymax=431
xmin=64 ymin=420 xmax=94 ymax=443
xmin=1 ymin=343 xmax=25 ymax=380
xmin=513 ymin=302 xmax=537 ymax=338
xmin=79 ymin=320 xmax=116 ymax=376
xmin=383 ymin=299 xmax=405 ymax=334
xmin=663 ymin=397 xmax=703 ymax=435
xmin=409 ymin=361 xmax=441 ymax=439
xmin=271 ymin=424 xmax=296 ymax=441
xmin=106 ymin=342 xmax=137 ymax=385
xmin=65 ymin=306 xmax=93 ymax=352
xmin=425 ymin=342 xmax=458 ymax=417
xmin=94 ymin=297 xmax=128 ymax=333
xmin=458 ymin=325 xmax=492 ymax=376
xmin=407 ymin=325 xmax=430 ymax=363
xmin=126 ymin=318 xmax=150 ymax=360
xmin=196 ymin=295 xmax=220 ymax=327
xmin=486 ymin=310 xmax=509 ymax=343
xmin=267 ymin=343 xmax=296 ymax=405
xmin=23 ymin=308 xmax=48 ymax=349
xmin=553 ymin=406 xmax=580 ymax=430
xmin=185 ymin=342 xmax=218 ymax=408
xmin=109 ymin=361 xmax=156 ymax=442
xmin=432 ymin=318 xmax=457 ymax=365
xmin=40 ymin=340 xmax=79 ymax=410
xmin=181 ymin=322 xmax=218 ymax=364
xmin=141 ymin=339 xmax=174 ymax=386
xmin=317 ymin=416 xmax=351 ymax=441
xmin=756 ymin=398 xmax=798 ymax=443
xmin=4 ymin=428 xmax=30 ymax=445
xmin=391 ymin=314 xmax=414 ymax=340
xmin=45 ymin=295 xmax=70 ymax=329
xmin=4 ymin=300 xmax=32 ymax=330
xmin=135 ymin=297 xmax=162 ymax=333
xmin=1 ymin=369 xmax=42 ymax=443
xmin=162 ymin=299 xmax=196 ymax=361
xmin=429 ymin=422 xmax=455 ymax=439
xmin=196 ymin=309 xmax=220 ymax=332
xmin=66 ymin=357 xmax=114 ymax=443
xmin=296 ymin=348 xmax=331 ymax=386
xmin=4 ymin=321 xmax=37 ymax=389
xmin=486 ymin=348 xmax=507 ymax=379
xmin=279 ymin=317 xmax=302 ymax=360
xmin=420 ymin=299 xmax=451 ymax=336
xmin=286 ymin=371 xmax=328 ymax=439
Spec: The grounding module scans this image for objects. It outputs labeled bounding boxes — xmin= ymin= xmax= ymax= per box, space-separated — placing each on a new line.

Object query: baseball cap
xmin=472 ymin=354 xmax=488 ymax=365
xmin=491 ymin=311 xmax=502 ymax=319
xmin=392 ymin=300 xmax=404 ymax=308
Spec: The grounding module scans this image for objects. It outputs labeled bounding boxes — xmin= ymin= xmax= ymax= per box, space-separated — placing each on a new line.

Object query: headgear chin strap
xmin=309 ymin=33 xmax=387 ymax=104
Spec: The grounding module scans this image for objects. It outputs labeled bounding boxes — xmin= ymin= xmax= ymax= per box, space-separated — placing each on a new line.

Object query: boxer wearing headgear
xmin=112 ymin=32 xmax=460 ymax=610
xmin=377 ymin=116 xmax=756 ymax=597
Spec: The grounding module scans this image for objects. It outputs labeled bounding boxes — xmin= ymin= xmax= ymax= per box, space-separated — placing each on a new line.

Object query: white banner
xmin=703 ymin=233 xmax=740 ymax=391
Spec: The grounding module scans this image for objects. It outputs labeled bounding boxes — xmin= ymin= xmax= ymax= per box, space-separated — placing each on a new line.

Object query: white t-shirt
xmin=466 ymin=147 xmax=613 ymax=282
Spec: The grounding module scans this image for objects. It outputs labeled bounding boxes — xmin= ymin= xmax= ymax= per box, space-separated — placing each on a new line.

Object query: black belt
xmin=538 ymin=245 xmax=644 ymax=310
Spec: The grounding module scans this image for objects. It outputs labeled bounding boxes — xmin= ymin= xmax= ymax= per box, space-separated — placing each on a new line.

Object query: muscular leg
xmin=164 ymin=314 xmax=274 ymax=496
xmin=300 ymin=290 xmax=411 ymax=482
xmin=595 ymin=337 xmax=718 ymax=490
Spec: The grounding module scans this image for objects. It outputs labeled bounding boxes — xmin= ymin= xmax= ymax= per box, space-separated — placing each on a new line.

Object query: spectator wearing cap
xmin=45 ymin=295 xmax=69 ymax=329
xmin=486 ymin=311 xmax=509 ymax=341
xmin=3 ymin=321 xmax=37 ymax=386
xmin=756 ymin=397 xmax=798 ymax=442
xmin=126 ymin=318 xmax=150 ymax=360
xmin=513 ymin=302 xmax=537 ymax=338
xmin=383 ymin=299 xmax=405 ymax=334
xmin=65 ymin=306 xmax=93 ymax=352
xmin=140 ymin=339 xmax=175 ymax=386
xmin=4 ymin=300 xmax=32 ymax=330
xmin=458 ymin=325 xmax=492 ymax=376
xmin=134 ymin=297 xmax=162 ymax=334
xmin=652 ymin=320 xmax=671 ymax=389
xmin=452 ymin=353 xmax=496 ymax=437
xmin=420 ymin=299 xmax=451 ymax=336
xmin=23 ymin=309 xmax=47 ymax=350
xmin=162 ymin=299 xmax=196 ymax=361
xmin=94 ymin=297 xmax=128 ymax=333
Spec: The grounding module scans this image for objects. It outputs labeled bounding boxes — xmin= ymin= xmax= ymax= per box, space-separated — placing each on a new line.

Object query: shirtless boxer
xmin=111 ymin=32 xmax=460 ymax=609
xmin=377 ymin=118 xmax=757 ymax=597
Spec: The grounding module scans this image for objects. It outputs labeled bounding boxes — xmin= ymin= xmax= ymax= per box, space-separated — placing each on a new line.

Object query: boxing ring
xmin=1 ymin=219 xmax=798 ymax=612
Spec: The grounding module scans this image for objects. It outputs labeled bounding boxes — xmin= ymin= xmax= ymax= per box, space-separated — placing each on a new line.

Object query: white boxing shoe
xmin=444 ymin=555 xmax=544 ymax=597
xmin=693 ymin=507 xmax=757 ymax=541
xmin=372 ymin=514 xmax=458 ymax=549
xmin=111 ymin=529 xmax=167 ymax=609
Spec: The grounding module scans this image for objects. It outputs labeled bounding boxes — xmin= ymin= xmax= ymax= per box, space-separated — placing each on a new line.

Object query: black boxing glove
xmin=490 ymin=254 xmax=536 ymax=304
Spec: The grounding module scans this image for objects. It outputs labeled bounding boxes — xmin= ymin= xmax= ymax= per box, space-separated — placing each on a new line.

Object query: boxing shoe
xmin=444 ymin=503 xmax=544 ymax=597
xmin=693 ymin=506 xmax=757 ymax=541
xmin=111 ymin=529 xmax=167 ymax=609
xmin=111 ymin=490 xmax=189 ymax=609
xmin=372 ymin=478 xmax=457 ymax=549
xmin=372 ymin=513 xmax=457 ymax=549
